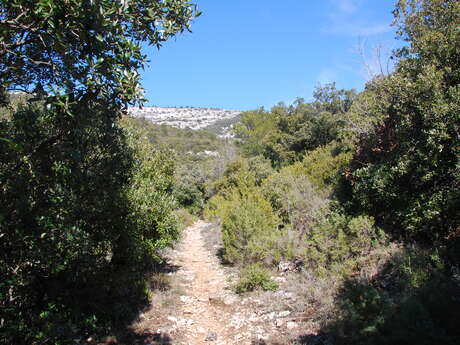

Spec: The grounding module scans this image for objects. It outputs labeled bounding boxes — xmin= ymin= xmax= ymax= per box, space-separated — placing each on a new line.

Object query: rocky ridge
xmin=129 ymin=106 xmax=242 ymax=137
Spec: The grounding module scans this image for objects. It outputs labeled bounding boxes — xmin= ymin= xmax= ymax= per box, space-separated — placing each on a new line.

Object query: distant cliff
xmin=128 ymin=106 xmax=242 ymax=137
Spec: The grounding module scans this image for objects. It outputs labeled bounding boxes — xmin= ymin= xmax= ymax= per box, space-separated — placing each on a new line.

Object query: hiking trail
xmin=116 ymin=220 xmax=315 ymax=345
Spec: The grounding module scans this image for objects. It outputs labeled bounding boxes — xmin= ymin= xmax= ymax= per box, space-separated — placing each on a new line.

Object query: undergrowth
xmin=236 ymin=263 xmax=278 ymax=294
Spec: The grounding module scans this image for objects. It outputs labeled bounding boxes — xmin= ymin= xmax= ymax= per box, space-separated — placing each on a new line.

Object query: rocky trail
xmin=105 ymin=221 xmax=319 ymax=345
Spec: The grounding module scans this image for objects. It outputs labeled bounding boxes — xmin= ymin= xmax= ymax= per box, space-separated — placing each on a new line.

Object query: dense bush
xmin=300 ymin=142 xmax=352 ymax=193
xmin=345 ymin=0 xmax=460 ymax=247
xmin=234 ymin=84 xmax=356 ymax=167
xmin=119 ymin=117 xmax=179 ymax=262
xmin=0 ymin=0 xmax=198 ymax=342
xmin=332 ymin=247 xmax=460 ymax=345
xmin=0 ymin=103 xmax=134 ymax=343
xmin=262 ymin=164 xmax=327 ymax=231
xmin=235 ymin=263 xmax=278 ymax=294
xmin=247 ymin=155 xmax=274 ymax=185
xmin=206 ymin=162 xmax=280 ymax=264
xmin=220 ymin=189 xmax=280 ymax=264
xmin=174 ymin=173 xmax=206 ymax=215
xmin=304 ymin=210 xmax=386 ymax=277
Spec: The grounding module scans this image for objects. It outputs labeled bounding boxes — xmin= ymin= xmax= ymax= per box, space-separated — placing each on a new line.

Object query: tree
xmin=347 ymin=0 xmax=460 ymax=247
xmin=0 ymin=0 xmax=199 ymax=107
xmin=235 ymin=84 xmax=356 ymax=167
xmin=0 ymin=1 xmax=199 ymax=342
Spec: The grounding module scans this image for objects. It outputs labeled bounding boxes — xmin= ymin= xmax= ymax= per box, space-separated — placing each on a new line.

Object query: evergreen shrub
xmin=236 ymin=263 xmax=278 ymax=294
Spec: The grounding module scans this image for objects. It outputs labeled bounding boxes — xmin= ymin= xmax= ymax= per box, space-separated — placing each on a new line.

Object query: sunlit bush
xmin=236 ymin=263 xmax=278 ymax=294
xmin=305 ymin=210 xmax=386 ymax=276
xmin=205 ymin=161 xmax=280 ymax=264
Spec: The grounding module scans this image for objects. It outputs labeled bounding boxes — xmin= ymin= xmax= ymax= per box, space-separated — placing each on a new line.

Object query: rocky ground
xmin=129 ymin=107 xmax=241 ymax=137
xmin=99 ymin=221 xmax=323 ymax=345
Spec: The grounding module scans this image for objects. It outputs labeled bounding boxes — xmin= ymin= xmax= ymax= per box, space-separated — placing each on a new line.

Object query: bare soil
xmin=99 ymin=221 xmax=319 ymax=345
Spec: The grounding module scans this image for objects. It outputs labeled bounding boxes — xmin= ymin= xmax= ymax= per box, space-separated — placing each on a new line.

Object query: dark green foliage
xmin=233 ymin=108 xmax=280 ymax=160
xmin=332 ymin=248 xmax=460 ymax=345
xmin=236 ymin=263 xmax=278 ymax=294
xmin=0 ymin=103 xmax=133 ymax=343
xmin=345 ymin=0 xmax=460 ymax=246
xmin=0 ymin=0 xmax=198 ymax=342
xmin=0 ymin=0 xmax=199 ymax=105
xmin=120 ymin=117 xmax=179 ymax=261
xmin=174 ymin=175 xmax=206 ymax=214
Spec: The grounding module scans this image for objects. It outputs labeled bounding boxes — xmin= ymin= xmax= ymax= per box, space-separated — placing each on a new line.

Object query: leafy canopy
xmin=0 ymin=1 xmax=199 ymax=342
xmin=347 ymin=0 xmax=460 ymax=244
xmin=0 ymin=0 xmax=199 ymax=107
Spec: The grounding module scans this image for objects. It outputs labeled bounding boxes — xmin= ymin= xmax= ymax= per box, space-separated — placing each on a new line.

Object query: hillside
xmin=129 ymin=106 xmax=242 ymax=137
xmin=2 ymin=1 xmax=459 ymax=345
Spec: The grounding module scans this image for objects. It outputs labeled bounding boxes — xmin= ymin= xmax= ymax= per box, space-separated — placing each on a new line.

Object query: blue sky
xmin=141 ymin=0 xmax=400 ymax=110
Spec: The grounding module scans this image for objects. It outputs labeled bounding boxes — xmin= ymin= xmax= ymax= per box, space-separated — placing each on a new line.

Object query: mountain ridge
xmin=129 ymin=106 xmax=242 ymax=137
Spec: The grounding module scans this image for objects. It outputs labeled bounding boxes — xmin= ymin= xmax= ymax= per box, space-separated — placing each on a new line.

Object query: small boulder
xmin=286 ymin=321 xmax=298 ymax=330
xmin=205 ymin=331 xmax=218 ymax=341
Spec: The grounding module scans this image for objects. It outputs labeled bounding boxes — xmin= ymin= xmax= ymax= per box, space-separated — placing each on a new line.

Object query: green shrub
xmin=206 ymin=162 xmax=281 ymax=264
xmin=344 ymin=0 xmax=460 ymax=247
xmin=247 ymin=155 xmax=274 ymax=185
xmin=262 ymin=164 xmax=327 ymax=227
xmin=120 ymin=117 xmax=179 ymax=262
xmin=220 ymin=188 xmax=280 ymax=264
xmin=300 ymin=142 xmax=352 ymax=193
xmin=234 ymin=84 xmax=356 ymax=167
xmin=0 ymin=103 xmax=134 ymax=343
xmin=207 ymin=158 xmax=255 ymax=199
xmin=332 ymin=246 xmax=460 ymax=345
xmin=305 ymin=210 xmax=386 ymax=276
xmin=0 ymin=0 xmax=197 ymax=341
xmin=174 ymin=175 xmax=205 ymax=214
xmin=235 ymin=263 xmax=278 ymax=294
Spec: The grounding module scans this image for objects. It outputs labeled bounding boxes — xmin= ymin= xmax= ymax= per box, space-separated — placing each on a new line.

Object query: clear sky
xmin=141 ymin=0 xmax=400 ymax=110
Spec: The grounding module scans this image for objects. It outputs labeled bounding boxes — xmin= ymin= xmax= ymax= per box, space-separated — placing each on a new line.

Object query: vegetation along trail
xmin=2 ymin=1 xmax=459 ymax=344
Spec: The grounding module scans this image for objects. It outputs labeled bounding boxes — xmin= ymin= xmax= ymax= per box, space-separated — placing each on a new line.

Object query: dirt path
xmin=171 ymin=220 xmax=235 ymax=344
xmin=126 ymin=221 xmax=314 ymax=345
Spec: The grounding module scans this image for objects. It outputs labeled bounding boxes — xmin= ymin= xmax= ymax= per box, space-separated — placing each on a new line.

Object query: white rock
xmin=167 ymin=316 xmax=178 ymax=323
xmin=267 ymin=312 xmax=276 ymax=320
xmin=223 ymin=295 xmax=238 ymax=305
xmin=180 ymin=295 xmax=191 ymax=303
xmin=278 ymin=310 xmax=291 ymax=317
xmin=128 ymin=106 xmax=241 ymax=137
xmin=286 ymin=321 xmax=298 ymax=330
